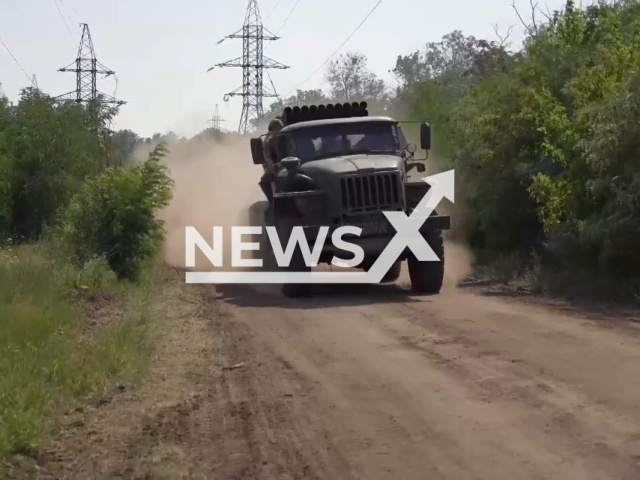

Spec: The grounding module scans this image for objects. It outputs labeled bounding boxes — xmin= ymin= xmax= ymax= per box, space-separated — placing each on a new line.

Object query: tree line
xmin=0 ymin=86 xmax=173 ymax=280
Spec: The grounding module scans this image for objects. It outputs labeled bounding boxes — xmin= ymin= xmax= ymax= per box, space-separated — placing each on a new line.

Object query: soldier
xmin=259 ymin=118 xmax=283 ymax=204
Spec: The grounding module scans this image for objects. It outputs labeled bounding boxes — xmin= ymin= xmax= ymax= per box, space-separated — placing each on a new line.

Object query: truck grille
xmin=340 ymin=172 xmax=403 ymax=213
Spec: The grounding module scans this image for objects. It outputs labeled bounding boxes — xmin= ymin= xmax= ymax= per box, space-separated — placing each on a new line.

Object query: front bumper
xmin=293 ymin=214 xmax=450 ymax=260
xmin=301 ymin=214 xmax=450 ymax=238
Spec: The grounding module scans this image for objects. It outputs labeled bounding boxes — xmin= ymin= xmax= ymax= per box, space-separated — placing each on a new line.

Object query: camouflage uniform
xmin=262 ymin=134 xmax=277 ymax=175
xmin=259 ymin=118 xmax=283 ymax=204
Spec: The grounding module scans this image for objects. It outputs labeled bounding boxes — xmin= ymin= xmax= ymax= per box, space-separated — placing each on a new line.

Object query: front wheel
xmin=249 ymin=204 xmax=277 ymax=271
xmin=276 ymin=217 xmax=312 ymax=298
xmin=281 ymin=248 xmax=311 ymax=298
xmin=407 ymin=229 xmax=445 ymax=294
xmin=360 ymin=258 xmax=402 ymax=284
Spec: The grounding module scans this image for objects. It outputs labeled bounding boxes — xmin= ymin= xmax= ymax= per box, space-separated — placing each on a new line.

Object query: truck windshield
xmin=291 ymin=122 xmax=401 ymax=162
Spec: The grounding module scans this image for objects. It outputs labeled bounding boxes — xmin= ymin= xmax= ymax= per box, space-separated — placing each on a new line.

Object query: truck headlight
xmin=294 ymin=195 xmax=326 ymax=218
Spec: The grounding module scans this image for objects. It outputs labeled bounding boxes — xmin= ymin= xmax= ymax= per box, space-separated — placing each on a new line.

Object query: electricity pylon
xmin=55 ymin=23 xmax=125 ymax=106
xmin=208 ymin=104 xmax=225 ymax=131
xmin=208 ymin=0 xmax=289 ymax=133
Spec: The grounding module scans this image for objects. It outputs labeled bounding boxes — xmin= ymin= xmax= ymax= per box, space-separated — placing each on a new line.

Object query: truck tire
xmin=249 ymin=203 xmax=276 ymax=270
xmin=255 ymin=228 xmax=277 ymax=271
xmin=360 ymin=259 xmax=401 ymax=283
xmin=407 ymin=229 xmax=445 ymax=294
xmin=248 ymin=201 xmax=269 ymax=228
xmin=276 ymin=216 xmax=312 ymax=298
xmin=281 ymin=247 xmax=311 ymax=298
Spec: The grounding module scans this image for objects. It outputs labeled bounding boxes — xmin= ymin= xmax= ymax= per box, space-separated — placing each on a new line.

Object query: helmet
xmin=268 ymin=118 xmax=283 ymax=132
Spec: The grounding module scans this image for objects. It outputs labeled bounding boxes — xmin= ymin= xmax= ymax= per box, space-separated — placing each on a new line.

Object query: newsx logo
xmin=185 ymin=170 xmax=454 ymax=284
xmin=187 ymin=223 xmax=370 ymax=269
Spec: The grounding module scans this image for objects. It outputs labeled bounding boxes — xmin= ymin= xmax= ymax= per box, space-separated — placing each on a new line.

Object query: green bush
xmin=54 ymin=143 xmax=173 ymax=281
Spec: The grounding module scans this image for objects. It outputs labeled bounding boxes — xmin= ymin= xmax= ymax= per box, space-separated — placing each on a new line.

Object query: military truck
xmin=248 ymin=101 xmax=450 ymax=297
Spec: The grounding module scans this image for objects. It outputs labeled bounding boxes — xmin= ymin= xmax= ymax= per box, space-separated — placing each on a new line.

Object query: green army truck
xmin=248 ymin=101 xmax=450 ymax=298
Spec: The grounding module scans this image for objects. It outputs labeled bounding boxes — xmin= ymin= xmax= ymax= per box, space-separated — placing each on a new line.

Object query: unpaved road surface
xmin=30 ymin=268 xmax=640 ymax=480
xmin=206 ymin=275 xmax=640 ymax=480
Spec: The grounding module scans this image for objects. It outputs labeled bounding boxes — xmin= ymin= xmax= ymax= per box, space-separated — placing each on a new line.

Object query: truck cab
xmin=249 ymin=101 xmax=450 ymax=298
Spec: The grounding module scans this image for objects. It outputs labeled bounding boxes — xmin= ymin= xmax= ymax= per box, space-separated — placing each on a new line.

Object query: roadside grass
xmin=0 ymin=243 xmax=168 ymax=461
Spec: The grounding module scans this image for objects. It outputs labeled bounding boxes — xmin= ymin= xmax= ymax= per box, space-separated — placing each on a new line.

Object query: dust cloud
xmin=158 ymin=132 xmax=264 ymax=271
xmin=419 ymin=152 xmax=476 ymax=286
xmin=442 ymin=241 xmax=474 ymax=287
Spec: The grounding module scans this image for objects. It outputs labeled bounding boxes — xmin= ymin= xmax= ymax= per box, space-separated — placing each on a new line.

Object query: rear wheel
xmin=407 ymin=229 xmax=445 ymax=294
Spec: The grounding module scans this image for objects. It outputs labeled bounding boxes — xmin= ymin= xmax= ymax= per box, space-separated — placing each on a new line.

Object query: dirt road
xmin=32 ymin=266 xmax=640 ymax=480
xmin=205 ymin=274 xmax=640 ymax=480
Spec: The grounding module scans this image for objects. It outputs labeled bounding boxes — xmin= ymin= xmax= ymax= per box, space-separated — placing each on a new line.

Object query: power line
xmin=0 ymin=36 xmax=31 ymax=82
xmin=281 ymin=0 xmax=383 ymax=97
xmin=263 ymin=0 xmax=284 ymax=21
xmin=261 ymin=0 xmax=302 ymax=107
xmin=51 ymin=0 xmax=78 ymax=47
xmin=274 ymin=0 xmax=301 ymax=36
xmin=56 ymin=0 xmax=77 ymax=21
xmin=56 ymin=0 xmax=78 ymax=34
xmin=266 ymin=69 xmax=284 ymax=109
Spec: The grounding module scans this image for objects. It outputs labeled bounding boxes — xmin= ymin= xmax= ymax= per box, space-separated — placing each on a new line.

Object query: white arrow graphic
xmin=185 ymin=169 xmax=454 ymax=284
xmin=364 ymin=169 xmax=455 ymax=283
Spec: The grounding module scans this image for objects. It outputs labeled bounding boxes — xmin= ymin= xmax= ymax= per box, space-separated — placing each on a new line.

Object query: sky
xmin=1 ymin=0 xmax=572 ymax=138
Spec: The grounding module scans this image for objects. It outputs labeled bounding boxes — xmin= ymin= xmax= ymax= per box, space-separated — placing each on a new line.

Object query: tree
xmin=392 ymin=30 xmax=514 ymax=161
xmin=0 ymin=89 xmax=114 ymax=241
xmin=110 ymin=129 xmax=141 ymax=165
xmin=392 ymin=31 xmax=476 ymax=88
xmin=326 ymin=52 xmax=389 ymax=112
xmin=392 ymin=30 xmax=513 ymax=92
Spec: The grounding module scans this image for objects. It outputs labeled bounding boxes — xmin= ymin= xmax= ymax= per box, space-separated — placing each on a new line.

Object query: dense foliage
xmin=0 ymin=89 xmax=111 ymax=241
xmin=418 ymin=0 xmax=640 ymax=290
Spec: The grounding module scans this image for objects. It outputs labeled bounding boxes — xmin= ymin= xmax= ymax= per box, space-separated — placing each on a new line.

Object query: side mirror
xmin=420 ymin=123 xmax=431 ymax=150
xmin=406 ymin=162 xmax=426 ymax=173
xmin=250 ymin=137 xmax=265 ymax=165
xmin=406 ymin=143 xmax=417 ymax=154
xmin=281 ymin=157 xmax=301 ymax=170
